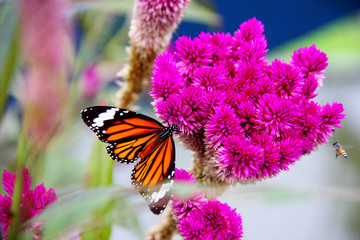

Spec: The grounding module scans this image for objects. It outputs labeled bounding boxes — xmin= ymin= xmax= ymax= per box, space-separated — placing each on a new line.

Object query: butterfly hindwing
xmin=132 ymin=137 xmax=175 ymax=214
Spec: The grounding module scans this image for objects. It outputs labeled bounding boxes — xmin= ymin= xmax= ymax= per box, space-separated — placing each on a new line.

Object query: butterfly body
xmin=81 ymin=106 xmax=176 ymax=214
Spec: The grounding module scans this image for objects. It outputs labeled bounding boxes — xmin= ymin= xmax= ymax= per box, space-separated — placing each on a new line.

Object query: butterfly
xmin=81 ymin=106 xmax=178 ymax=214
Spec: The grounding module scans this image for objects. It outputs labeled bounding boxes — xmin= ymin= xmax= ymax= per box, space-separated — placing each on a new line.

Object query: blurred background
xmin=0 ymin=0 xmax=359 ymax=239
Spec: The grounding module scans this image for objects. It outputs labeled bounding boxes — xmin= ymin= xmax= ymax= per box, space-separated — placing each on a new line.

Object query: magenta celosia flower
xmin=171 ymin=169 xmax=206 ymax=221
xmin=0 ymin=167 xmax=57 ymax=238
xmin=255 ymin=94 xmax=295 ymax=137
xmin=174 ymin=168 xmax=196 ymax=184
xmin=291 ymin=44 xmax=328 ymax=77
xmin=192 ymin=65 xmax=227 ymax=92
xmin=199 ymin=32 xmax=233 ymax=62
xmin=301 ymin=73 xmax=319 ymax=99
xmin=151 ymin=17 xmax=345 ymax=182
xmin=205 ymin=105 xmax=243 ymax=148
xmin=216 ymin=135 xmax=264 ymax=182
xmin=178 ymin=200 xmax=243 ymax=240
xmin=268 ymin=59 xmax=302 ymax=98
xmin=176 ymin=36 xmax=214 ymax=80
xmin=150 ymin=51 xmax=185 ymax=101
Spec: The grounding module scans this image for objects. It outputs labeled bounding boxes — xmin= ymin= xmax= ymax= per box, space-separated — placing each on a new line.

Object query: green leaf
xmin=84 ymin=139 xmax=114 ymax=188
xmin=184 ymin=1 xmax=222 ymax=27
xmin=81 ymin=139 xmax=114 ymax=239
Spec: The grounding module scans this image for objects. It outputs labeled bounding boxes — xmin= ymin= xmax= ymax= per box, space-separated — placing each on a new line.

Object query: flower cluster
xmin=172 ymin=169 xmax=243 ymax=240
xmin=0 ymin=167 xmax=57 ymax=238
xmin=151 ymin=18 xmax=345 ymax=183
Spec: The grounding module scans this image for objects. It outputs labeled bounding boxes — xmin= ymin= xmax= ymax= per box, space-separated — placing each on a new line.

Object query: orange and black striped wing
xmin=131 ymin=136 xmax=175 ymax=214
xmin=81 ymin=106 xmax=164 ymax=164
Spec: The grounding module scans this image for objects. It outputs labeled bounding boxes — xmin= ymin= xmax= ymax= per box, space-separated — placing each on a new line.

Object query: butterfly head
xmin=169 ymin=124 xmax=179 ymax=134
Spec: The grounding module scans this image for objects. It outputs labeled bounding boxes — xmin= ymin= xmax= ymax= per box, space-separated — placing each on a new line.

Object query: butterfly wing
xmin=81 ymin=106 xmax=176 ymax=214
xmin=132 ymin=136 xmax=175 ymax=214
xmin=81 ymin=106 xmax=164 ymax=164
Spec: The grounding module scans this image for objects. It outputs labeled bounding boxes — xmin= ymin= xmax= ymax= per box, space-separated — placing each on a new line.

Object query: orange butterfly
xmin=81 ymin=106 xmax=177 ymax=214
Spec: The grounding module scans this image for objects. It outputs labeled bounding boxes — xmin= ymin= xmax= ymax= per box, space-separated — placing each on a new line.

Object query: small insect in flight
xmin=332 ymin=141 xmax=348 ymax=159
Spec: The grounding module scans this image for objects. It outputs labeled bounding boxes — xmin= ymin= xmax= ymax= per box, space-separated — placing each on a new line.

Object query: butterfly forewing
xmin=81 ymin=106 xmax=176 ymax=214
xmin=81 ymin=106 xmax=164 ymax=163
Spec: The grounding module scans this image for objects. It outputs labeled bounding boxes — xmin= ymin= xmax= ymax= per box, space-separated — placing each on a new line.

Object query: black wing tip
xmin=138 ymin=181 xmax=172 ymax=215
xmin=150 ymin=205 xmax=166 ymax=215
xmin=140 ymin=189 xmax=169 ymax=215
xmin=148 ymin=194 xmax=171 ymax=215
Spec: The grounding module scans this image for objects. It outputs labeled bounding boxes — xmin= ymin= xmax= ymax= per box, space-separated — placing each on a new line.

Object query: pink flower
xmin=18 ymin=0 xmax=69 ymax=147
xmin=18 ymin=0 xmax=67 ymax=70
xmin=301 ymin=73 xmax=319 ymax=99
xmin=268 ymin=59 xmax=302 ymax=98
xmin=171 ymin=169 xmax=207 ymax=221
xmin=232 ymin=17 xmax=267 ymax=61
xmin=292 ymin=99 xmax=323 ymax=146
xmin=237 ymin=17 xmax=265 ymax=42
xmin=174 ymin=168 xmax=197 ymax=184
xmin=255 ymin=94 xmax=295 ymax=137
xmin=129 ymin=0 xmax=191 ymax=55
xmin=252 ymin=132 xmax=281 ymax=178
xmin=199 ymin=32 xmax=233 ymax=63
xmin=192 ymin=65 xmax=227 ymax=92
xmin=171 ymin=169 xmax=243 ymax=239
xmin=216 ymin=135 xmax=264 ymax=182
xmin=0 ymin=167 xmax=57 ymax=238
xmin=150 ymin=51 xmax=185 ymax=101
xmin=205 ymin=105 xmax=243 ymax=148
xmin=178 ymin=200 xmax=243 ymax=240
xmin=291 ymin=44 xmax=328 ymax=81
xmin=80 ymin=64 xmax=100 ymax=99
xmin=151 ymin=18 xmax=345 ymax=182
xmin=176 ymin=36 xmax=214 ymax=79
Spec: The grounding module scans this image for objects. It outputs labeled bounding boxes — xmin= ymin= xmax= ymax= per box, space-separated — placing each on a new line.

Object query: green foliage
xmin=30 ymin=186 xmax=141 ymax=239
xmin=0 ymin=2 xmax=19 ymax=122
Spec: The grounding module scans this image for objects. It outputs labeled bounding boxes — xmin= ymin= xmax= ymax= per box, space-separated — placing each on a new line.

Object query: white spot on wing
xmin=92 ymin=108 xmax=119 ymax=127
xmin=149 ymin=180 xmax=173 ymax=203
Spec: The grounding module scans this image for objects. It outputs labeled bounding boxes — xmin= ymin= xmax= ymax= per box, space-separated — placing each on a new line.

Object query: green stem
xmin=0 ymin=18 xmax=19 ymax=122
xmin=7 ymin=133 xmax=29 ymax=240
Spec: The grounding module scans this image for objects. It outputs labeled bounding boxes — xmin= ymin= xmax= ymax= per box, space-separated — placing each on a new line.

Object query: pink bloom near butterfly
xmin=0 ymin=167 xmax=57 ymax=239
xmin=178 ymin=200 xmax=243 ymax=240
xmin=172 ymin=169 xmax=243 ymax=240
xmin=171 ymin=169 xmax=206 ymax=221
xmin=151 ymin=18 xmax=346 ymax=183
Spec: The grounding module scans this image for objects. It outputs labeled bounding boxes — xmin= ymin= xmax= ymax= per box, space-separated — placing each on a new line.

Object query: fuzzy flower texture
xmin=0 ymin=167 xmax=57 ymax=239
xmin=172 ymin=169 xmax=243 ymax=240
xmin=151 ymin=18 xmax=345 ymax=183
